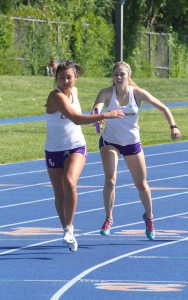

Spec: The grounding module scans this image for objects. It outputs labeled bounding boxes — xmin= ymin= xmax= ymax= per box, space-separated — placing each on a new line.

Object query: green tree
xmin=0 ymin=0 xmax=187 ymax=77
xmin=0 ymin=0 xmax=14 ymax=14
xmin=7 ymin=0 xmax=115 ymax=76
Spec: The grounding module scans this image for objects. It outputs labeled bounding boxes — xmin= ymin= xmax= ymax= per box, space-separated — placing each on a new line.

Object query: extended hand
xmin=171 ymin=128 xmax=181 ymax=140
xmin=106 ymin=109 xmax=124 ymax=119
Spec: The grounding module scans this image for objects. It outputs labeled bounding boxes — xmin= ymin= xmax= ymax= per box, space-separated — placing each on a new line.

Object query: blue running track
xmin=0 ymin=141 xmax=188 ymax=299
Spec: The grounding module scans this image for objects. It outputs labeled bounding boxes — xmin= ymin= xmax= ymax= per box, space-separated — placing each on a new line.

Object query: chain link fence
xmin=1 ymin=15 xmax=187 ymax=77
xmin=12 ymin=16 xmax=172 ymax=77
xmin=143 ymin=32 xmax=171 ymax=77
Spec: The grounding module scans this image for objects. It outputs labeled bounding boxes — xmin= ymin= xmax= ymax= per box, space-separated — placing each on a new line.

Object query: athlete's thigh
xmin=100 ymin=145 xmax=119 ymax=178
xmin=63 ymin=153 xmax=86 ymax=182
xmin=47 ymin=168 xmax=64 ymax=195
xmin=124 ymin=151 xmax=147 ymax=184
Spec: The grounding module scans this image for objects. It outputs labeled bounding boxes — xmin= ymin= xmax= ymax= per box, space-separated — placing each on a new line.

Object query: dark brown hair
xmin=55 ymin=59 xmax=84 ymax=80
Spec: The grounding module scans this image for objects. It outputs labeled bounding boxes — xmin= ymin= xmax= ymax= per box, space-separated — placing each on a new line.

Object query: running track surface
xmin=0 ymin=141 xmax=187 ymax=300
xmin=1 ymin=101 xmax=188 ymax=125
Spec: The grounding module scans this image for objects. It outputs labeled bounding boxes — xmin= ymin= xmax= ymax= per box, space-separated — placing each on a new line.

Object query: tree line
xmin=0 ymin=0 xmax=188 ymax=77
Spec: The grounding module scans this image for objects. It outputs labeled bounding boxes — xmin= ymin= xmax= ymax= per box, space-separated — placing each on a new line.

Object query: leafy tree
xmin=0 ymin=0 xmax=14 ymax=14
xmin=140 ymin=0 xmax=188 ymax=35
xmin=7 ymin=0 xmax=115 ymax=75
xmin=0 ymin=0 xmax=187 ymax=76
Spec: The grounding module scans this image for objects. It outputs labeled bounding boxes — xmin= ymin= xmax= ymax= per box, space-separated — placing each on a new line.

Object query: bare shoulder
xmin=96 ymin=86 xmax=113 ymax=106
xmin=133 ymin=86 xmax=152 ymax=102
xmin=99 ymin=86 xmax=113 ymax=95
xmin=133 ymin=86 xmax=146 ymax=96
xmin=46 ymin=90 xmax=63 ymax=113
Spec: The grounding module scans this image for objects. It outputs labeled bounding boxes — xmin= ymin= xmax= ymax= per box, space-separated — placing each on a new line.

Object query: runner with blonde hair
xmin=92 ymin=61 xmax=181 ymax=240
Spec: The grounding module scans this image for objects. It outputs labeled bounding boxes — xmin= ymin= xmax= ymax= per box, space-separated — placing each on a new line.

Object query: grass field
xmin=0 ymin=75 xmax=188 ymax=164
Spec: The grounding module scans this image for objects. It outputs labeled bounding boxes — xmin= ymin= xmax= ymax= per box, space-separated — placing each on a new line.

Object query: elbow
xmin=73 ymin=117 xmax=82 ymax=125
xmin=163 ymin=107 xmax=171 ymax=116
xmin=68 ymin=115 xmax=81 ymax=125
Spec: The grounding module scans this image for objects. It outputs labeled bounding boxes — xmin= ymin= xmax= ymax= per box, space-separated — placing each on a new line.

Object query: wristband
xmin=170 ymin=125 xmax=178 ymax=129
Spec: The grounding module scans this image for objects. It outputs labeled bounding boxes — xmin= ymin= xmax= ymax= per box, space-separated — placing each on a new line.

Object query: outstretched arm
xmin=134 ymin=87 xmax=181 ymax=140
xmin=91 ymin=87 xmax=112 ymax=113
xmin=47 ymin=90 xmax=124 ymax=125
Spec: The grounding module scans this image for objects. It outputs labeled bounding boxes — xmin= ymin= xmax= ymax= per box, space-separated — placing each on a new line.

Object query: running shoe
xmin=63 ymin=225 xmax=78 ymax=252
xmin=100 ymin=218 xmax=113 ymax=236
xmin=143 ymin=213 xmax=155 ymax=241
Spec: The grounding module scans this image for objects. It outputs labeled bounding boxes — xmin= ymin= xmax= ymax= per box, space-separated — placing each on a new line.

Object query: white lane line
xmin=0 ymin=170 xmax=46 ymax=178
xmin=50 ymin=236 xmax=188 ymax=300
xmin=0 ymin=185 xmax=187 ymax=210
xmin=0 ymin=211 xmax=187 ymax=255
xmin=0 ymin=176 xmax=188 ymax=210
xmin=0 ymin=279 xmax=188 ymax=283
xmin=0 ymin=216 xmax=57 ymax=229
xmin=0 ymin=237 xmax=64 ymax=256
xmin=0 ymin=197 xmax=54 ymax=209
xmin=0 ymin=189 xmax=187 ymax=228
xmin=0 ymin=182 xmax=50 ymax=192
xmin=0 ymin=159 xmax=188 ymax=179
xmin=0 ymin=172 xmax=188 ymax=196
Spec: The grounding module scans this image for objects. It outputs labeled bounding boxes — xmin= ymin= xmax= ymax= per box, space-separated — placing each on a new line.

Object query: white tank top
xmin=45 ymin=88 xmax=86 ymax=151
xmin=102 ymin=86 xmax=140 ymax=146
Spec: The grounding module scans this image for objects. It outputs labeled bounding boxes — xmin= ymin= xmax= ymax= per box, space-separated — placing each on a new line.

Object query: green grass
xmin=0 ymin=75 xmax=188 ymax=164
xmin=0 ymin=76 xmax=188 ymax=118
